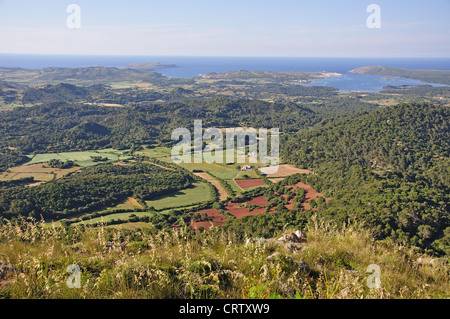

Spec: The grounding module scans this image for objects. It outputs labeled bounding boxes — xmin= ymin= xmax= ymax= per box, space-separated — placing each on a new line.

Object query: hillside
xmin=0 ymin=66 xmax=169 ymax=86
xmin=21 ymin=83 xmax=101 ymax=104
xmin=281 ymin=103 xmax=449 ymax=255
xmin=0 ymin=98 xmax=320 ymax=155
xmin=349 ymin=66 xmax=450 ymax=85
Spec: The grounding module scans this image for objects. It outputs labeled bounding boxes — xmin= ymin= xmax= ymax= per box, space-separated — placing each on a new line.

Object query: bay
xmin=0 ymin=54 xmax=449 ymax=92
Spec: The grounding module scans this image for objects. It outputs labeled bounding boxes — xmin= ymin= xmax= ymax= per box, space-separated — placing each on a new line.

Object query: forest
xmin=0 ymin=161 xmax=193 ymax=220
xmin=0 ymin=97 xmax=324 ymax=158
xmin=278 ymin=103 xmax=449 ymax=254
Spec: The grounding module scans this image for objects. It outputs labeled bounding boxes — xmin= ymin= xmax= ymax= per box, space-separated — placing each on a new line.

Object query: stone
xmin=0 ymin=261 xmax=17 ymax=279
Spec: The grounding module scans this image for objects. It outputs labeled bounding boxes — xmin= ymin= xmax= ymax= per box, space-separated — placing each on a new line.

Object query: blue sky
xmin=0 ymin=0 xmax=449 ymax=57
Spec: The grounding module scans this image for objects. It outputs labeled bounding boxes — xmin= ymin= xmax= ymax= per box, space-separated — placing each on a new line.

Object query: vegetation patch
xmin=26 ymin=149 xmax=131 ymax=167
xmin=145 ymin=181 xmax=213 ymax=211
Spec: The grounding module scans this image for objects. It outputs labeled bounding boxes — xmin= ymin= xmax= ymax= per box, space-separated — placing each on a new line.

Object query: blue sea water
xmin=302 ymin=73 xmax=449 ymax=93
xmin=0 ymin=54 xmax=449 ymax=92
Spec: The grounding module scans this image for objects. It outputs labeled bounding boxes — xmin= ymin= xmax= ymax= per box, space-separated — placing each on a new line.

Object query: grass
xmin=0 ymin=217 xmax=448 ymax=299
xmin=26 ymin=148 xmax=132 ymax=167
xmin=137 ymin=146 xmax=172 ymax=159
xmin=0 ymin=163 xmax=81 ymax=184
xmin=77 ymin=212 xmax=155 ymax=226
xmin=236 ymin=170 xmax=260 ymax=179
xmin=145 ymin=181 xmax=213 ymax=210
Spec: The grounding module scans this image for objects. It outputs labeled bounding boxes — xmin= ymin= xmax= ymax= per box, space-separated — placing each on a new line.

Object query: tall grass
xmin=0 ymin=216 xmax=448 ymax=299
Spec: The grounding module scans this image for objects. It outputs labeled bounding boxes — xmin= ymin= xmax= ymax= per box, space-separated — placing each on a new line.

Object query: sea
xmin=1 ymin=54 xmax=449 ymax=92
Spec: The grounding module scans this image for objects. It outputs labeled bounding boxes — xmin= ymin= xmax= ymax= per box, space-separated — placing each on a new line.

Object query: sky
xmin=0 ymin=0 xmax=449 ymax=57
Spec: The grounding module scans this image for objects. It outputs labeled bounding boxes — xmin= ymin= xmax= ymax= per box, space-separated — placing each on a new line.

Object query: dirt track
xmin=193 ymin=172 xmax=229 ymax=201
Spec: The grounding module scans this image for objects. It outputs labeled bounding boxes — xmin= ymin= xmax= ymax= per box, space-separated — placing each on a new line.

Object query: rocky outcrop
xmin=245 ymin=230 xmax=307 ymax=252
xmin=278 ymin=230 xmax=307 ymax=244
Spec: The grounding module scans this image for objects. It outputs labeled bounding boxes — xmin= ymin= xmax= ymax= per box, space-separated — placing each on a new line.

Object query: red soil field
xmin=234 ymin=179 xmax=266 ymax=189
xmin=247 ymin=195 xmax=270 ymax=207
xmin=224 ymin=196 xmax=275 ymax=219
xmin=281 ymin=194 xmax=296 ymax=210
xmin=293 ymin=182 xmax=332 ymax=202
xmin=189 ymin=181 xmax=332 ymax=231
xmin=292 ymin=182 xmax=320 ymax=200
xmin=190 ymin=208 xmax=227 ymax=231
xmin=228 ymin=207 xmax=267 ymax=219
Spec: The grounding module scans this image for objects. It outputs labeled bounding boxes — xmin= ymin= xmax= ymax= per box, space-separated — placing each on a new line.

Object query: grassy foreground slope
xmin=0 ymin=218 xmax=448 ymax=299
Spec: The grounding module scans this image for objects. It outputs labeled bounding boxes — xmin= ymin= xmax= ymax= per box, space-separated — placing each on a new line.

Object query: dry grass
xmin=0 ymin=163 xmax=80 ymax=184
xmin=0 ymin=217 xmax=448 ymax=299
xmin=260 ymin=164 xmax=312 ymax=177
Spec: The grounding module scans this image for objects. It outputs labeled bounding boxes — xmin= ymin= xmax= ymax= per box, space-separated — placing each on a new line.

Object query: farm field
xmin=234 ymin=178 xmax=267 ymax=189
xmin=113 ymin=197 xmax=143 ymax=210
xmin=28 ymin=146 xmax=321 ymax=230
xmin=58 ymin=145 xmax=323 ymax=231
xmin=189 ymin=208 xmax=227 ymax=231
xmin=290 ymin=182 xmax=332 ymax=210
xmin=0 ymin=163 xmax=80 ymax=185
xmin=26 ymin=148 xmax=132 ymax=167
xmin=75 ymin=211 xmax=155 ymax=226
xmin=145 ymin=180 xmax=213 ymax=210
xmin=260 ymin=164 xmax=313 ymax=177
xmin=139 ymin=146 xmax=247 ymax=194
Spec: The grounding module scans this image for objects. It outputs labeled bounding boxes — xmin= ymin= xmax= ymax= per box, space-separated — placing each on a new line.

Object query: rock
xmin=294 ymin=230 xmax=307 ymax=242
xmin=0 ymin=261 xmax=17 ymax=279
xmin=285 ymin=243 xmax=302 ymax=253
xmin=278 ymin=230 xmax=307 ymax=244
xmin=245 ymin=237 xmax=272 ymax=247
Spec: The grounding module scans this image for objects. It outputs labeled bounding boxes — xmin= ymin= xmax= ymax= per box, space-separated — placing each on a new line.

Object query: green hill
xmin=22 ymin=83 xmax=97 ymax=104
xmin=281 ymin=103 xmax=449 ymax=254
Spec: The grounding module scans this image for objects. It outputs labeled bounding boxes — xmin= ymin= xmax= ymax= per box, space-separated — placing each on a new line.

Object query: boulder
xmin=278 ymin=230 xmax=307 ymax=244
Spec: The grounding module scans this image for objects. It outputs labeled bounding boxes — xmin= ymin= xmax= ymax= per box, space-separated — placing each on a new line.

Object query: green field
xmin=145 ymin=180 xmax=213 ymax=210
xmin=74 ymin=181 xmax=213 ymax=226
xmin=76 ymin=211 xmax=155 ymax=226
xmin=26 ymin=148 xmax=132 ymax=167
xmin=235 ymin=169 xmax=260 ymax=179
xmin=138 ymin=146 xmax=269 ymax=194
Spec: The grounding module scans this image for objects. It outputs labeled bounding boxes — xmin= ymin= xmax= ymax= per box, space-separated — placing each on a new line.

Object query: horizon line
xmin=1 ymin=53 xmax=450 ymax=59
